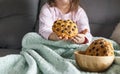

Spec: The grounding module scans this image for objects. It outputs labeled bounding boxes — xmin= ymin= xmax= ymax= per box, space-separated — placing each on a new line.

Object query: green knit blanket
xmin=0 ymin=32 xmax=120 ymax=74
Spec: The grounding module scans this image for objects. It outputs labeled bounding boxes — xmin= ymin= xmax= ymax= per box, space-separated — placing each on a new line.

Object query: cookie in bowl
xmin=85 ymin=38 xmax=114 ymax=56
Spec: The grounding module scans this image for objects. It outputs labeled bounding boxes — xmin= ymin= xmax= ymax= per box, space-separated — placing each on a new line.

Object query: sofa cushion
xmin=0 ymin=0 xmax=40 ymax=49
xmin=80 ymin=0 xmax=120 ymax=38
xmin=90 ymin=24 xmax=117 ymax=38
xmin=80 ymin=0 xmax=120 ymax=24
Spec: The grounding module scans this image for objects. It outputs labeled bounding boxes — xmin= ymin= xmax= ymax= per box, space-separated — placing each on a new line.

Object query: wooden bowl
xmin=74 ymin=51 xmax=114 ymax=72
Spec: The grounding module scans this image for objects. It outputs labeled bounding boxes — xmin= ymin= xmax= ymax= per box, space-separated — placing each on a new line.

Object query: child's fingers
xmin=74 ymin=36 xmax=80 ymax=41
xmin=80 ymin=29 xmax=88 ymax=34
xmin=62 ymin=37 xmax=68 ymax=40
xmin=76 ymin=34 xmax=85 ymax=38
xmin=71 ymin=38 xmax=78 ymax=44
xmin=57 ymin=18 xmax=61 ymax=20
xmin=58 ymin=36 xmax=62 ymax=39
xmin=59 ymin=36 xmax=68 ymax=40
xmin=58 ymin=36 xmax=69 ymax=40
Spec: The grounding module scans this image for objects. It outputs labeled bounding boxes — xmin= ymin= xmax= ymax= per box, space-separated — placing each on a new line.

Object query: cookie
xmin=52 ymin=19 xmax=78 ymax=38
xmin=85 ymin=38 xmax=114 ymax=56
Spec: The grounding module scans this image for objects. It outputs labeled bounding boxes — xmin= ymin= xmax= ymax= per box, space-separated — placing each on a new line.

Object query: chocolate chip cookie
xmin=85 ymin=38 xmax=114 ymax=56
xmin=52 ymin=19 xmax=78 ymax=38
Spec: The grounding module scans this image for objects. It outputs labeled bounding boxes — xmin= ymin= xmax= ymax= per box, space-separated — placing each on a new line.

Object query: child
xmin=39 ymin=0 xmax=92 ymax=44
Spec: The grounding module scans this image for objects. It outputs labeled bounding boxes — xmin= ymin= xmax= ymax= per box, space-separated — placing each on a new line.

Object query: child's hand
xmin=71 ymin=34 xmax=86 ymax=44
xmin=70 ymin=29 xmax=88 ymax=44
xmin=48 ymin=32 xmax=61 ymax=41
xmin=48 ymin=32 xmax=69 ymax=41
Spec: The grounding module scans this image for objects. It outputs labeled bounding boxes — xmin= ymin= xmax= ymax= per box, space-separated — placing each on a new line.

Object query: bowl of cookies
xmin=74 ymin=38 xmax=115 ymax=72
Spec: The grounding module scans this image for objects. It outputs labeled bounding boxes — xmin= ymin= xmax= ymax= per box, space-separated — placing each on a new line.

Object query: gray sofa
xmin=0 ymin=0 xmax=120 ymax=56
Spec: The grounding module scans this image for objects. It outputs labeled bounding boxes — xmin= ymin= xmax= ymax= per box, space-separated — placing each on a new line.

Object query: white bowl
xmin=74 ymin=51 xmax=115 ymax=72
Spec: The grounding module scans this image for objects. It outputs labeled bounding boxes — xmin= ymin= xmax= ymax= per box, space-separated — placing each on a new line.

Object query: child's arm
xmin=75 ymin=7 xmax=93 ymax=43
xmin=39 ymin=4 xmax=53 ymax=40
xmin=80 ymin=29 xmax=88 ymax=34
xmin=48 ymin=32 xmax=61 ymax=41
